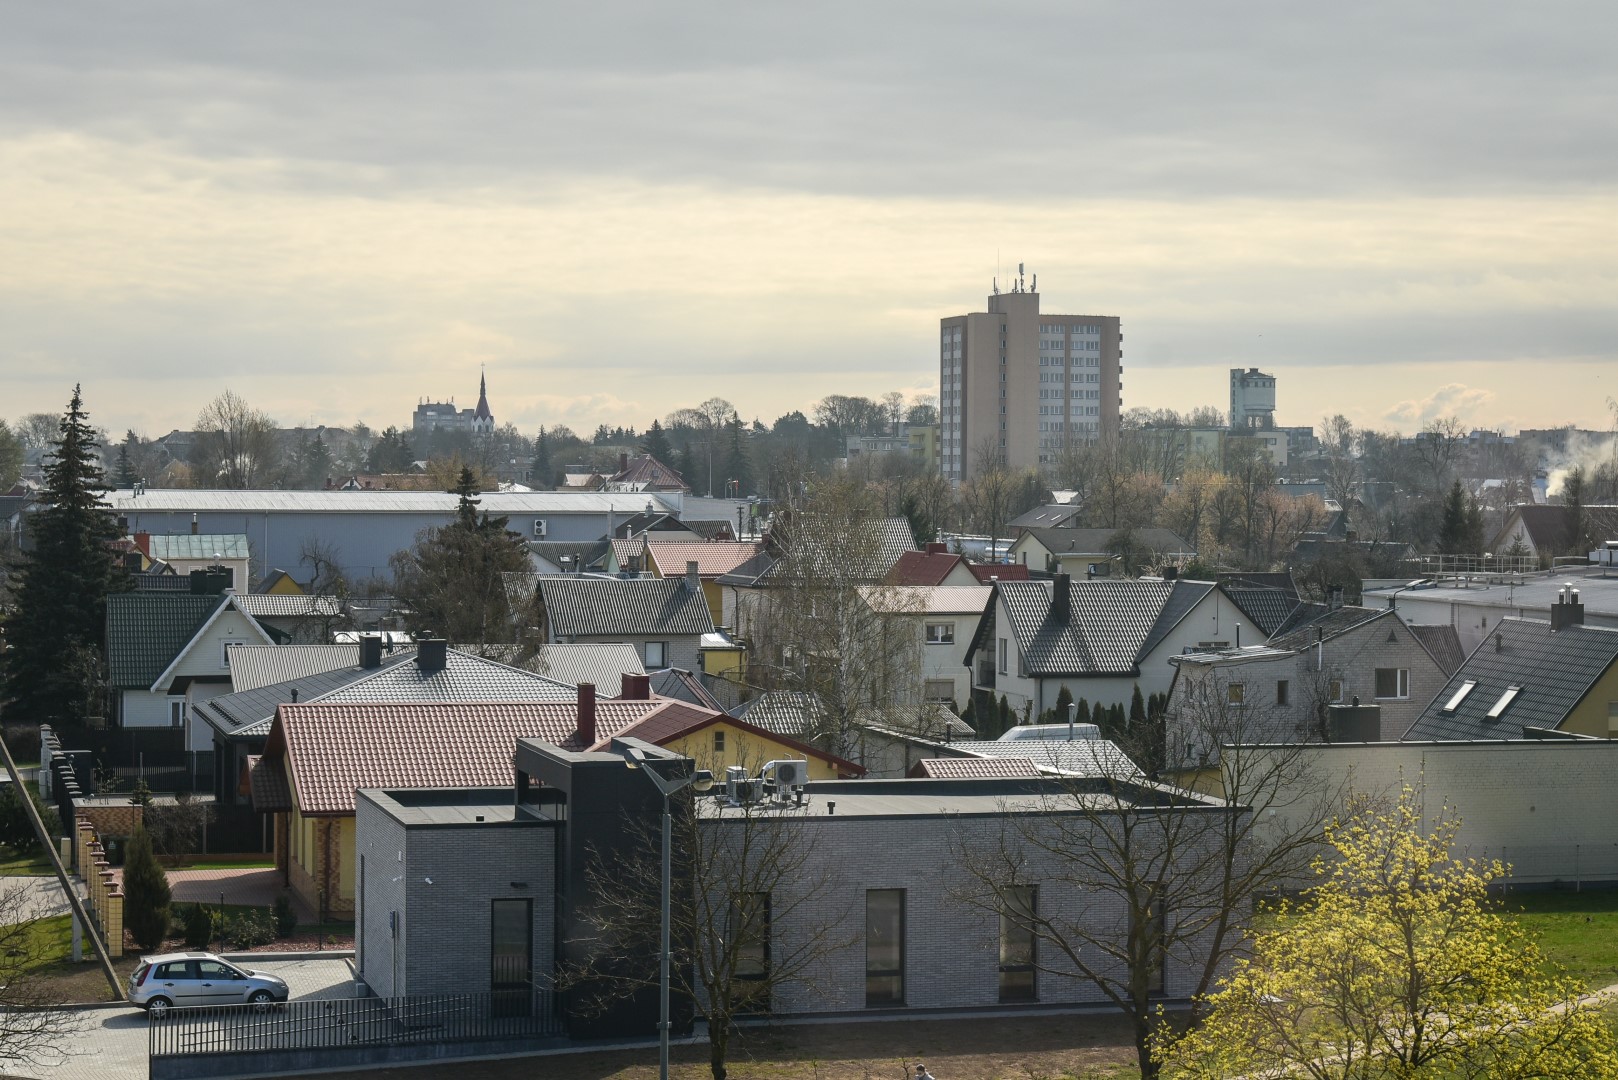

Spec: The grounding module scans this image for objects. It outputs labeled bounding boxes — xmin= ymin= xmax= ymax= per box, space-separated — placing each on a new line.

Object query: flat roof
xmin=358 ymin=787 xmax=546 ymax=828
xmin=697 ymin=777 xmax=1229 ymax=819
xmin=1363 ymin=565 xmax=1618 ymax=613
xmin=107 ymin=489 xmax=680 ymax=515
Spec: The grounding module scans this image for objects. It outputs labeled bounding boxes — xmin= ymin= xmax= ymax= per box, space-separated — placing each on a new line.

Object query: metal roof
xmin=316 ymin=650 xmax=575 ymax=705
xmin=229 ymin=645 xmax=368 ymax=691
xmin=146 ymin=534 xmax=251 ymax=561
xmin=912 ymin=757 xmax=1043 ymax=779
xmin=537 ymin=576 xmax=715 ymax=638
xmin=993 ymin=578 xmax=1203 ymax=677
xmin=961 ymin=738 xmax=1144 ymax=779
xmin=105 ymin=593 xmax=222 ymax=688
xmin=1268 ymin=606 xmax=1389 ymax=651
xmin=645 ymin=541 xmax=764 ymax=578
xmin=230 ymin=594 xmax=343 ymax=619
xmin=488 ymin=643 xmax=646 ymax=697
xmin=1015 ymin=527 xmax=1196 ymax=558
xmin=1403 ymin=617 xmax=1618 ymax=740
xmin=1409 ymin=624 xmax=1466 ymax=675
xmin=108 ymin=489 xmax=679 ymax=515
xmin=195 ymin=652 xmax=420 ymax=739
xmin=856 ymin=585 xmax=992 ymax=615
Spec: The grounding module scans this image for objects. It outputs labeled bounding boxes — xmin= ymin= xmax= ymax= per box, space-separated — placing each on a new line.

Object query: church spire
xmin=473 ymin=365 xmax=494 ymax=431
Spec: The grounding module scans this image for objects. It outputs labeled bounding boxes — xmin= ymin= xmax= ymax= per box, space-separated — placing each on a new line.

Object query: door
xmin=195 ymin=958 xmax=246 ymax=1004
xmin=152 ymin=960 xmax=207 ymax=1007
xmin=491 ymin=898 xmax=533 ymax=1017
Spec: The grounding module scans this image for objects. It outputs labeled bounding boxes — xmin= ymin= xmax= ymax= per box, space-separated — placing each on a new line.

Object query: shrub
xmin=182 ymin=904 xmax=215 ymax=950
xmin=2 ymin=725 xmax=41 ymax=764
xmin=0 ymin=783 xmax=60 ymax=854
xmin=122 ymin=828 xmax=171 ymax=950
xmin=272 ymin=894 xmax=297 ymax=939
xmin=224 ymin=908 xmax=277 ymax=950
xmin=128 ymin=778 xmax=153 ymax=807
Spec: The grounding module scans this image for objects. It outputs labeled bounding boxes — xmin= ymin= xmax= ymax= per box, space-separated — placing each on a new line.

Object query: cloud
xmin=1381 ymin=383 xmax=1496 ymax=428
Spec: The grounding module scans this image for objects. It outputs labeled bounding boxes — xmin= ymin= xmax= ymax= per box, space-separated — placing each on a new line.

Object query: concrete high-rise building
xmin=1229 ymin=367 xmax=1276 ymax=431
xmin=939 ymin=269 xmax=1121 ymax=483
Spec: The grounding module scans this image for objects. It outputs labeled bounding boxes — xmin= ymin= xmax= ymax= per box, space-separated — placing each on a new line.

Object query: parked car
xmin=128 ymin=952 xmax=290 ymax=1018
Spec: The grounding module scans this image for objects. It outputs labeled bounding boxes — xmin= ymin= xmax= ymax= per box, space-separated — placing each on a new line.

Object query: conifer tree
xmin=641 ymin=419 xmax=673 ymax=464
xmin=530 ymin=428 xmax=553 ymax=489
xmin=722 ymin=418 xmax=753 ymax=497
xmin=123 ymin=827 xmax=172 ymax=951
xmin=1 ymin=386 xmax=128 ymax=727
xmin=1129 ymin=684 xmax=1147 ymax=727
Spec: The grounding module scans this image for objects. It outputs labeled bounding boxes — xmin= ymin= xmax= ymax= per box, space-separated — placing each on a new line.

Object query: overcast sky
xmin=3 ymin=2 xmax=1615 ymax=440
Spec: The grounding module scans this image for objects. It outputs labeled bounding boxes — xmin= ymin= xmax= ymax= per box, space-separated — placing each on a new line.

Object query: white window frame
xmin=169 ymin=698 xmax=186 ymax=728
xmin=643 ymin=641 xmax=667 ymax=668
xmin=924 ymin=623 xmax=955 ymax=645
xmin=221 ymin=640 xmax=246 ymax=667
xmin=1374 ymin=667 xmax=1410 ymax=700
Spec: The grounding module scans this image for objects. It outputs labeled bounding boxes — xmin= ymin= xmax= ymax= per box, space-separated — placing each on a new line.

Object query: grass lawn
xmin=1498 ymin=889 xmax=1618 ymax=992
xmin=0 ymin=849 xmax=55 ymax=875
xmin=167 ymin=859 xmax=275 ymax=871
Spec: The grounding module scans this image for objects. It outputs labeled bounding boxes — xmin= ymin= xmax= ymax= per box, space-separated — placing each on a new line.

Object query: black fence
xmin=149 ymin=989 xmax=564 ymax=1060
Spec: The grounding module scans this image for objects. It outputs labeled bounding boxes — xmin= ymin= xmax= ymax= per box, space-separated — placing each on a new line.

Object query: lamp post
xmin=615 ymin=742 xmax=713 ymax=1080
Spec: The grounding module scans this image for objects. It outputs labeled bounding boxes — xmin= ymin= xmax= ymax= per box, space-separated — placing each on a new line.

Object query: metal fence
xmin=149 ymin=989 xmax=563 ymax=1059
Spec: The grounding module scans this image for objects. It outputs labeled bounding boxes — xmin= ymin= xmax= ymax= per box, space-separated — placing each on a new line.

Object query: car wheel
xmin=147 ymin=996 xmax=173 ymax=1020
xmin=249 ymin=990 xmax=275 ymax=1011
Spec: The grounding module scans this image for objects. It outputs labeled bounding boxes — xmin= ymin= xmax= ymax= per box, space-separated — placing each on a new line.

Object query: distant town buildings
xmin=940 ymin=268 xmax=1122 ymax=483
xmin=1229 ymin=368 xmax=1276 ymax=431
xmin=411 ymin=370 xmax=495 ymax=437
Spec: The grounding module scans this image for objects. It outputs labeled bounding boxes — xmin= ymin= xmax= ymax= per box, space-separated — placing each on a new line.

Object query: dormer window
xmin=1485 ymin=686 xmax=1522 ymax=720
xmin=1442 ymin=680 xmax=1477 ymax=713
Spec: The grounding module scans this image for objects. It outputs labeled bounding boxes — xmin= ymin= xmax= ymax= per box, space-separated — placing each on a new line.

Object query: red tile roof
xmin=263 ymin=700 xmax=680 ymax=814
xmin=598 ymin=707 xmax=866 ymax=777
xmin=646 ymin=541 xmax=765 ymax=578
xmin=884 ymin=549 xmax=965 ymax=586
xmin=966 ymin=563 xmax=1030 ymax=583
xmin=908 ymin=757 xmax=1043 ymax=779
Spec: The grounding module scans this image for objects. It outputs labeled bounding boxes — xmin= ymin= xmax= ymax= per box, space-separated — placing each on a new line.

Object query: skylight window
xmin=1485 ymin=686 xmax=1522 ymax=720
xmin=1442 ymin=680 xmax=1478 ymax=713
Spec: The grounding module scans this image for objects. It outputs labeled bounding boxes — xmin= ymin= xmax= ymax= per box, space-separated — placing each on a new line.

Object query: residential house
xmin=534 ymin=571 xmax=716 ymax=671
xmin=137 ymin=533 xmax=253 ymax=592
xmin=255 ymin=569 xmax=306 ymax=595
xmin=605 ymin=451 xmax=689 ymax=494
xmin=1363 ymin=564 xmax=1618 ymax=655
xmin=643 ymin=541 xmax=765 ymax=627
xmin=884 ymin=543 xmax=990 ymax=588
xmin=1007 ymin=527 xmax=1195 ymax=578
xmin=231 ymin=593 xmax=347 ymax=644
xmin=1491 ymin=504 xmax=1618 ymax=566
xmin=1005 ymin=504 xmax=1084 ymax=535
xmin=855 ymin=584 xmax=992 ymax=708
xmin=470 ymin=642 xmax=646 ymax=698
xmin=1217 ymin=572 xmax=1302 ymax=637
xmin=964 ymin=575 xmax=1264 ymax=719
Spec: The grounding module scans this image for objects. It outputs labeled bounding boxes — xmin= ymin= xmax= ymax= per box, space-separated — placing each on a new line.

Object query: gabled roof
xmin=766 ymin=516 xmax=915 ymax=583
xmin=1006 ymin=504 xmax=1084 ymax=531
xmin=731 ymin=691 xmax=822 ymax=736
xmin=960 ymin=738 xmax=1144 ymax=779
xmin=147 ymin=534 xmax=251 ymax=561
xmin=884 ymin=548 xmax=966 ymax=586
xmin=1015 ymin=527 xmax=1196 ymax=559
xmin=1493 ymin=504 xmax=1618 ymax=555
xmin=254 ymin=569 xmax=305 ymax=594
xmin=1267 ymin=606 xmax=1389 ymax=652
xmin=645 ymin=541 xmax=763 ymax=578
xmin=1403 ymin=618 xmax=1618 ymax=741
xmin=1218 ymin=573 xmax=1302 ymax=637
xmin=965 ymin=562 xmax=1030 ymax=584
xmin=106 ymin=593 xmax=223 ymax=688
xmin=537 ymin=576 xmax=716 ymax=638
xmin=227 ymin=645 xmax=376 ymax=691
xmin=195 ymin=651 xmax=420 ymax=740
xmin=609 ymin=453 xmax=689 ymax=492
xmin=648 ymin=668 xmax=728 ymax=712
xmin=856 ymin=585 xmax=992 ymax=616
xmin=231 ymin=594 xmax=343 ymax=619
xmin=980 ymin=578 xmax=1232 ymax=677
xmin=715 ymin=550 xmax=776 ymax=587
xmin=315 ymin=649 xmax=575 ymax=705
xmin=501 ymin=643 xmax=646 ymax=697
xmin=147 ymin=594 xmax=279 ymax=691
xmin=1408 ymin=624 xmax=1466 ymax=676
xmin=263 ymin=700 xmax=671 ymax=814
xmin=603 ymin=704 xmax=865 ymax=776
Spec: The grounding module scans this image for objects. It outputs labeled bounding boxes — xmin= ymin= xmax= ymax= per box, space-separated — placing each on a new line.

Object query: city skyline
xmin=4 ymin=3 xmax=1615 ymax=438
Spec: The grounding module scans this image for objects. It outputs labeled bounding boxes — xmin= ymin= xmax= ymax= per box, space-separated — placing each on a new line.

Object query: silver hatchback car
xmin=129 ymin=952 xmax=290 ymax=1018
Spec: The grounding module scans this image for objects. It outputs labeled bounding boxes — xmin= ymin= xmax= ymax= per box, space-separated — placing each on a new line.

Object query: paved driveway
xmin=0 ymin=956 xmax=358 ymax=1080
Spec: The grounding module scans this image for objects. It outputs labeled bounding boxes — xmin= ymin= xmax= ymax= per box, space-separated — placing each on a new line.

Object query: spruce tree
xmin=642 ymin=419 xmax=674 ymax=464
xmin=530 ymin=428 xmax=553 ymax=489
xmin=123 ymin=827 xmax=172 ymax=951
xmin=1437 ymin=479 xmax=1468 ymax=554
xmin=1 ymin=386 xmax=128 ymax=728
xmin=723 ymin=419 xmax=754 ymax=497
xmin=1129 ymin=684 xmax=1147 ymax=727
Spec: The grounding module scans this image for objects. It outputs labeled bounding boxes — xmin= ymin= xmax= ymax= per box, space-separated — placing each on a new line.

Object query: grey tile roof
xmin=1403 ymin=618 xmax=1618 ymax=740
xmin=146 ymin=534 xmax=251 ymax=561
xmin=106 ymin=593 xmax=223 ymax=688
xmin=195 ymin=652 xmax=420 ymax=740
xmin=1219 ymin=574 xmax=1302 ymax=637
xmin=316 ymin=649 xmax=576 ymax=705
xmin=715 ymin=550 xmax=776 ymax=587
xmin=476 ymin=643 xmax=646 ymax=697
xmin=1007 ymin=505 xmax=1083 ymax=531
xmin=731 ymin=691 xmax=821 ymax=736
xmin=231 ymin=594 xmax=343 ymax=618
xmin=1267 ymin=606 xmax=1389 ymax=652
xmin=537 ymin=576 xmax=715 ymax=638
xmin=764 ymin=516 xmax=915 ymax=584
xmin=995 ymin=578 xmax=1183 ymax=676
xmin=961 ymin=737 xmax=1144 ymax=779
xmin=1019 ymin=527 xmax=1196 ymax=557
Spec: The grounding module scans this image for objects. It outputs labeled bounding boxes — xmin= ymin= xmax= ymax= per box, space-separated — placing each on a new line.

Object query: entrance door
xmin=491 ymin=898 xmax=533 ymax=1017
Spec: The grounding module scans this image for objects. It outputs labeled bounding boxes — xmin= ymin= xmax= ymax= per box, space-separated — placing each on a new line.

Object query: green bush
xmin=123 ymin=828 xmax=171 ymax=950
xmin=0 ymin=783 xmax=60 ymax=854
xmin=224 ymin=908 xmax=277 ymax=950
xmin=272 ymin=894 xmax=297 ymax=939
xmin=182 ymin=904 xmax=215 ymax=950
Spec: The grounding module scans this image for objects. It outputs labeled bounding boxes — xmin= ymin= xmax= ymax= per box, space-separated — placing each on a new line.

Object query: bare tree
xmin=192 ymin=390 xmax=278 ymax=488
xmin=1320 ymin=413 xmax=1359 ymax=507
xmin=668 ymin=397 xmax=738 ymax=497
xmin=145 ymin=791 xmax=217 ymax=866
xmin=0 ymin=883 xmax=85 ymax=1061
xmin=296 ymin=536 xmax=352 ymax=643
xmin=569 ymin=778 xmax=852 ymax=1080
xmin=11 ymin=413 xmax=60 ymax=450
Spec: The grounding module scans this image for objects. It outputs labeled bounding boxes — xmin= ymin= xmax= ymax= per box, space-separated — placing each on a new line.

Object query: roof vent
xmin=359 ymin=635 xmax=383 ymax=670
xmin=416 ymin=638 xmax=447 ymax=673
xmin=1551 ymin=583 xmax=1585 ymax=631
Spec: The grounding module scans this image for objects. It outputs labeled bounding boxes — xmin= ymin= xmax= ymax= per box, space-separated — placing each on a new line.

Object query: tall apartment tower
xmin=1229 ymin=367 xmax=1276 ymax=431
xmin=939 ymin=269 xmax=1121 ymax=483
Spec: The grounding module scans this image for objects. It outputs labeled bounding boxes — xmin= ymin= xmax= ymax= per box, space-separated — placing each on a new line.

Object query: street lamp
xmin=613 ymin=740 xmax=714 ymax=1080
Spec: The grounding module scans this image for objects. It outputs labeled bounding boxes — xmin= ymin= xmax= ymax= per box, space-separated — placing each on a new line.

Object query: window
xmin=1442 ymin=680 xmax=1478 ymax=713
xmin=1374 ymin=668 xmax=1409 ymax=699
xmin=925 ymin=623 xmax=955 ymax=645
xmin=221 ymin=640 xmax=246 ymax=667
xmin=998 ymin=886 xmax=1037 ymax=1002
xmin=1227 ymin=683 xmax=1245 ymax=705
xmin=1276 ymin=680 xmax=1289 ymax=706
xmin=1486 ymin=686 xmax=1522 ymax=720
xmin=643 ymin=641 xmax=666 ymax=668
xmin=865 ymin=890 xmax=905 ymax=1006
xmin=169 ymin=699 xmax=186 ymax=728
xmin=733 ymin=892 xmax=771 ymax=990
xmin=998 ymin=638 xmax=1008 ymax=675
xmin=1329 ymin=679 xmax=1344 ymax=703
xmin=713 ymin=730 xmax=726 ymax=753
xmin=924 ymin=680 xmax=955 ymax=703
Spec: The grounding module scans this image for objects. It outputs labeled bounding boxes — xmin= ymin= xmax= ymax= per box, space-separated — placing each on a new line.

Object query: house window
xmin=713 ymin=731 xmax=726 ymax=754
xmin=221 ymin=640 xmax=246 ymax=667
xmin=644 ymin=641 xmax=666 ymax=668
xmin=923 ymin=680 xmax=955 ymax=703
xmin=1442 ymin=680 xmax=1477 ymax=713
xmin=1227 ymin=683 xmax=1245 ymax=706
xmin=998 ymin=886 xmax=1037 ymax=1003
xmin=925 ymin=623 xmax=955 ymax=645
xmin=865 ymin=889 xmax=905 ymax=1007
xmin=1276 ymin=680 xmax=1289 ymax=706
xmin=1374 ymin=668 xmax=1409 ymax=700
xmin=998 ymin=639 xmax=1008 ymax=675
xmin=1329 ymin=679 xmax=1343 ymax=702
xmin=732 ymin=892 xmax=771 ymax=989
xmin=169 ymin=699 xmax=186 ymax=728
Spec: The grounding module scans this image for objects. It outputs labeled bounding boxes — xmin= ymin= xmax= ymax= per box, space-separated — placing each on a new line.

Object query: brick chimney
xmin=926 ymin=542 xmax=948 ymax=555
xmin=619 ymin=452 xmax=630 ymax=475
xmin=1550 ymin=584 xmax=1585 ymax=632
xmin=685 ymin=560 xmax=700 ymax=592
xmin=1328 ymin=584 xmax=1344 ymax=611
xmin=1051 ymin=573 xmax=1072 ymax=623
xmin=133 ymin=532 xmax=150 ymax=556
xmin=577 ymin=682 xmax=597 ymax=745
xmin=621 ymin=672 xmax=651 ymax=700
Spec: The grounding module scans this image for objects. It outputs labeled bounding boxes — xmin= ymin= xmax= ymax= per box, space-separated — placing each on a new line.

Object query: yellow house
xmin=643 ymin=541 xmax=765 ymax=629
xmin=612 ymin=708 xmax=864 ymax=781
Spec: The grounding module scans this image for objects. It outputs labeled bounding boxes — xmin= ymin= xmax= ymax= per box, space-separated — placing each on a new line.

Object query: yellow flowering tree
xmin=1154 ymin=786 xmax=1618 ymax=1079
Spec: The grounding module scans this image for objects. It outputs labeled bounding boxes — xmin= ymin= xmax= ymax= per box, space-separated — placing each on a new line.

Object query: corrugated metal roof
xmin=196 ymin=652 xmax=420 ymax=739
xmin=1404 ymin=618 xmax=1618 ymax=740
xmin=1409 ymin=624 xmax=1466 ymax=676
xmin=963 ymin=738 xmax=1144 ymax=779
xmin=913 ymin=757 xmax=1042 ymax=778
xmin=147 ymin=534 xmax=251 ymax=560
xmin=106 ymin=593 xmax=223 ymax=688
xmin=230 ymin=645 xmax=366 ymax=691
xmin=109 ymin=489 xmax=678 ymax=514
xmin=857 ymin=585 xmax=992 ymax=615
xmin=231 ymin=594 xmax=343 ymax=618
xmin=538 ymin=577 xmax=715 ymax=638
xmin=266 ymin=700 xmax=666 ymax=814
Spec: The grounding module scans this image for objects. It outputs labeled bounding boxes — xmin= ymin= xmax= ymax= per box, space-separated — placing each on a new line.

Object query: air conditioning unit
xmin=532 ymin=518 xmax=547 ymax=538
xmin=765 ymin=759 xmax=810 ymax=797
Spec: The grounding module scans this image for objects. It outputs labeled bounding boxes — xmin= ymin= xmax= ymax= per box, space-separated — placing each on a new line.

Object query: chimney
xmin=577 ymin=682 xmax=597 ymax=745
xmin=359 ymin=635 xmax=383 ymax=670
xmin=621 ymin=672 xmax=651 ymax=700
xmin=1051 ymin=573 xmax=1072 ymax=623
xmin=191 ymin=513 xmax=199 ymax=536
xmin=619 ymin=451 xmax=630 ymax=474
xmin=926 ymin=542 xmax=947 ymax=555
xmin=1550 ymin=584 xmax=1585 ymax=632
xmin=416 ymin=637 xmax=447 ymax=673
xmin=685 ymin=560 xmax=700 ymax=592
xmin=1162 ymin=565 xmax=1178 ymax=581
xmin=290 ymin=688 xmax=299 ymax=703
xmin=133 ymin=531 xmax=150 ymax=556
xmin=1328 ymin=584 xmax=1344 ymax=611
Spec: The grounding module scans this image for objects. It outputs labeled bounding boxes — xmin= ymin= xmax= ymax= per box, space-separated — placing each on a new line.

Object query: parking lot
xmin=0 ymin=956 xmax=359 ymax=1080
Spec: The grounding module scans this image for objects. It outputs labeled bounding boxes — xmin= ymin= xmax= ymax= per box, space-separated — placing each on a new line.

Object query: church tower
xmin=472 ymin=367 xmax=495 ymax=435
